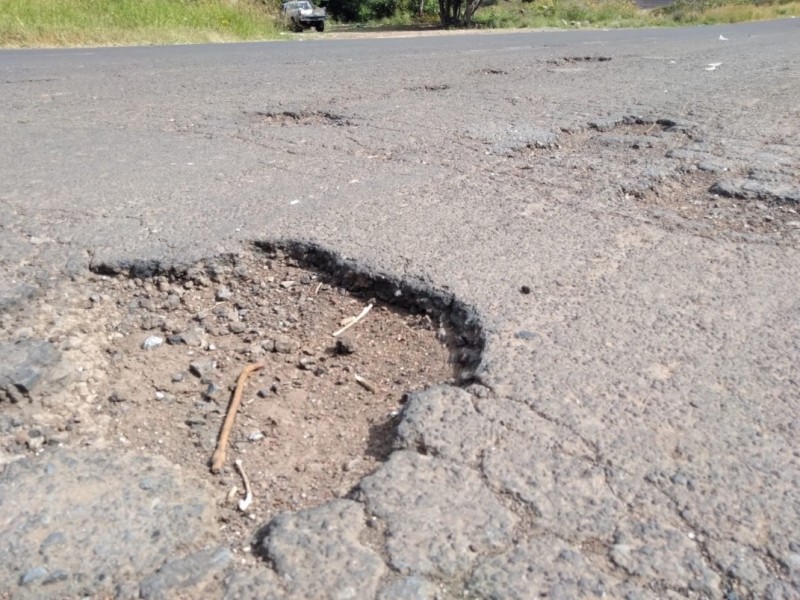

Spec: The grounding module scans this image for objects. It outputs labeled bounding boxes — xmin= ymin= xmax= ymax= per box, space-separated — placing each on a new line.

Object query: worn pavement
xmin=1 ymin=20 xmax=800 ymax=599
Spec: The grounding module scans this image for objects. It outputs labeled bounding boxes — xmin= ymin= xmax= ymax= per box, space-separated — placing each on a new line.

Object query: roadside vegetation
xmin=0 ymin=0 xmax=279 ymax=47
xmin=0 ymin=0 xmax=797 ymax=47
xmin=470 ymin=0 xmax=799 ymax=28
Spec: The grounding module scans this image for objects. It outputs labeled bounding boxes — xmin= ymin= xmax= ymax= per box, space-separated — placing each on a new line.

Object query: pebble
xmin=19 ymin=566 xmax=48 ymax=585
xmin=273 ymin=334 xmax=299 ymax=354
xmin=280 ymin=281 xmax=296 ymax=289
xmin=190 ymin=360 xmax=216 ymax=380
xmin=334 ymin=336 xmax=357 ymax=355
xmin=167 ymin=329 xmax=203 ymax=346
xmin=204 ymin=382 xmax=223 ymax=401
xmin=27 ymin=436 xmax=45 ymax=451
xmin=247 ymin=431 xmax=265 ymax=442
xmin=298 ymin=357 xmax=317 ymax=370
xmin=215 ymin=286 xmax=233 ymax=301
xmin=171 ymin=372 xmax=185 ymax=383
xmin=142 ymin=336 xmax=164 ymax=350
xmin=108 ymin=391 xmax=127 ymax=403
xmin=229 ymin=322 xmax=246 ymax=334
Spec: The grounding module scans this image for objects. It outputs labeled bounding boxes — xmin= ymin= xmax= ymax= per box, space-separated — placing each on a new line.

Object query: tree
xmin=438 ymin=0 xmax=482 ymax=25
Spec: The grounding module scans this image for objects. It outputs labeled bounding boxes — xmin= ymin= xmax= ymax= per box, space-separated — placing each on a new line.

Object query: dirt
xmin=0 ymin=247 xmax=458 ymax=561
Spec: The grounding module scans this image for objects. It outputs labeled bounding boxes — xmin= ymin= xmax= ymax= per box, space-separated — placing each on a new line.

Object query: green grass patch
xmin=652 ymin=0 xmax=800 ymax=23
xmin=0 ymin=0 xmax=280 ymax=47
xmin=470 ymin=0 xmax=798 ymax=28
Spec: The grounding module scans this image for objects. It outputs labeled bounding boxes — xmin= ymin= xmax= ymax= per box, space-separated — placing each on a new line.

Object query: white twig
xmin=314 ymin=282 xmax=323 ymax=295
xmin=354 ymin=373 xmax=376 ymax=393
xmin=235 ymin=459 xmax=253 ymax=512
xmin=333 ymin=303 xmax=373 ymax=337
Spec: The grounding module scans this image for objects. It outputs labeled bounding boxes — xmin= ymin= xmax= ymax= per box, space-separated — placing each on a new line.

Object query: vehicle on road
xmin=281 ymin=1 xmax=327 ymax=32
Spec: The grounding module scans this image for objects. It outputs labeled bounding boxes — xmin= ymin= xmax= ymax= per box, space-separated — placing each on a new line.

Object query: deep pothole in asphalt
xmin=0 ymin=243 xmax=481 ymax=556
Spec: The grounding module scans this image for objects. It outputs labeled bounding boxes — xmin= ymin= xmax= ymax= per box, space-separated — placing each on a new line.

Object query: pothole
xmin=495 ymin=114 xmax=800 ymax=240
xmin=248 ymin=110 xmax=352 ymax=126
xmin=548 ymin=56 xmax=612 ymax=65
xmin=406 ymin=84 xmax=451 ymax=92
xmin=0 ymin=243 xmax=481 ymax=560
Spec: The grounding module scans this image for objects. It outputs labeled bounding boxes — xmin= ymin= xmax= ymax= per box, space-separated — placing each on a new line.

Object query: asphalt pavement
xmin=1 ymin=20 xmax=799 ymax=599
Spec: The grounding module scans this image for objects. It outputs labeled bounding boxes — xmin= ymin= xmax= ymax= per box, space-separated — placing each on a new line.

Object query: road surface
xmin=1 ymin=20 xmax=799 ymax=599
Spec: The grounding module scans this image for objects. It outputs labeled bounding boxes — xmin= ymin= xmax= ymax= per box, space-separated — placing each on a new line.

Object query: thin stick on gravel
xmin=333 ymin=303 xmax=373 ymax=337
xmin=210 ymin=362 xmax=263 ymax=474
xmin=354 ymin=373 xmax=377 ymax=393
xmin=235 ymin=459 xmax=253 ymax=512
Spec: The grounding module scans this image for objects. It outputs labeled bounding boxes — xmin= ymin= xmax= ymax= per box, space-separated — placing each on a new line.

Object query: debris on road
xmin=354 ymin=373 xmax=377 ymax=393
xmin=235 ymin=458 xmax=253 ymax=512
xmin=210 ymin=362 xmax=264 ymax=474
xmin=333 ymin=303 xmax=373 ymax=337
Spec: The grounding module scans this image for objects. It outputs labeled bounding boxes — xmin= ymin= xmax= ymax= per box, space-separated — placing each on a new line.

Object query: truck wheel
xmin=314 ymin=21 xmax=324 ymax=32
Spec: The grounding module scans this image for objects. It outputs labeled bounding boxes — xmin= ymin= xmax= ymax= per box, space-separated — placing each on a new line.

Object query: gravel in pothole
xmin=0 ymin=249 xmax=457 ymax=557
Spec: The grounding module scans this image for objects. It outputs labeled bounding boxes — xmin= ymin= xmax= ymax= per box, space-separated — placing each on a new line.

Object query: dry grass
xmin=0 ymin=0 xmax=280 ymax=47
xmin=471 ymin=0 xmax=799 ymax=28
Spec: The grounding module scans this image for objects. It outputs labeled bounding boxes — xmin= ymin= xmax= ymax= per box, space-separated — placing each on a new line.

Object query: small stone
xmin=298 ymin=357 xmax=317 ymax=370
xmin=273 ymin=335 xmax=298 ymax=354
xmin=215 ymin=286 xmax=233 ymax=301
xmin=248 ymin=431 xmax=265 ymax=442
xmin=229 ymin=322 xmax=246 ymax=334
xmin=204 ymin=382 xmax=223 ymax=401
xmin=42 ymin=569 xmax=69 ymax=585
xmin=168 ymin=329 xmax=202 ymax=347
xmin=520 ymin=285 xmax=531 ymax=295
xmin=257 ymin=388 xmax=271 ymax=398
xmin=189 ymin=360 xmax=216 ymax=381
xmin=185 ymin=414 xmax=206 ymax=427
xmin=109 ymin=391 xmax=127 ymax=403
xmin=280 ymin=281 xmax=296 ymax=289
xmin=27 ymin=436 xmax=45 ymax=451
xmin=334 ymin=336 xmax=357 ymax=355
xmin=514 ymin=330 xmax=538 ymax=341
xmin=171 ymin=372 xmax=185 ymax=383
xmin=20 ymin=566 xmax=48 ymax=585
xmin=342 ymin=457 xmax=362 ymax=472
xmin=142 ymin=336 xmax=164 ymax=350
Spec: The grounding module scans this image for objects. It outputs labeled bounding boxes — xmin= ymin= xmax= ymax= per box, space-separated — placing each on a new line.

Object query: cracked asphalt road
xmin=2 ymin=20 xmax=800 ymax=599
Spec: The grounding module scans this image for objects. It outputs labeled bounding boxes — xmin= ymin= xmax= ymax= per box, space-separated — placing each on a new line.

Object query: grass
xmin=0 ymin=0 xmax=797 ymax=46
xmin=651 ymin=0 xmax=800 ymax=23
xmin=0 ymin=0 xmax=280 ymax=47
xmin=470 ymin=0 xmax=799 ymax=29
